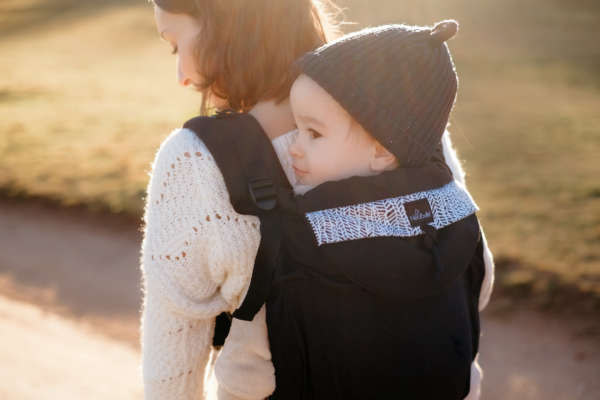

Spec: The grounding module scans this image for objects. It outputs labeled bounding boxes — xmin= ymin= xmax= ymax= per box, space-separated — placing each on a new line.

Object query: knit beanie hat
xmin=295 ymin=20 xmax=459 ymax=167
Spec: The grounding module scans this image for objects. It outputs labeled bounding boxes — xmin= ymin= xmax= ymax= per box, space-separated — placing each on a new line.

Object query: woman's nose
xmin=177 ymin=60 xmax=191 ymax=87
xmin=179 ymin=77 xmax=192 ymax=87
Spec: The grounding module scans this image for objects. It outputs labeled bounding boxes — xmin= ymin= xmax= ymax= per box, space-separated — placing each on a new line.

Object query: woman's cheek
xmin=180 ymin=56 xmax=194 ymax=82
xmin=180 ymin=43 xmax=201 ymax=84
xmin=176 ymin=57 xmax=186 ymax=86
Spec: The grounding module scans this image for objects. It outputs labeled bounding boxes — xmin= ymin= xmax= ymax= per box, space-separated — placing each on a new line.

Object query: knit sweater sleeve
xmin=442 ymin=130 xmax=494 ymax=311
xmin=442 ymin=130 xmax=493 ymax=400
xmin=139 ymin=128 xmax=262 ymax=399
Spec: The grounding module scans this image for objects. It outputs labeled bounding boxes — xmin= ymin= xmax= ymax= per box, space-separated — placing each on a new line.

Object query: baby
xmin=214 ymin=20 xmax=492 ymax=400
xmin=288 ymin=72 xmax=398 ymax=190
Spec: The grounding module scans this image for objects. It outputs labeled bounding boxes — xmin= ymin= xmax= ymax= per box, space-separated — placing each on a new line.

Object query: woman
xmin=140 ymin=1 xmax=494 ymax=399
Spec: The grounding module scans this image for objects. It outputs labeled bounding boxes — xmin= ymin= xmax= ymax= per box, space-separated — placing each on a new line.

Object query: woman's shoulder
xmin=146 ymin=126 xmax=230 ymax=221
xmin=143 ymin=125 xmax=261 ymax=312
xmin=153 ymin=125 xmax=213 ymax=166
xmin=151 ymin=114 xmax=262 ymax=187
xmin=149 ymin=125 xmax=224 ymax=186
xmin=151 ymin=114 xmax=252 ymax=170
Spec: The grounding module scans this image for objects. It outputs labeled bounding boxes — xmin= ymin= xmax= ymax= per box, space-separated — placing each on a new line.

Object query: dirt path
xmin=0 ymin=198 xmax=598 ymax=399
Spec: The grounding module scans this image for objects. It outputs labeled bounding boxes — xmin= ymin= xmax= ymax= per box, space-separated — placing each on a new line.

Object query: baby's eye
xmin=308 ymin=128 xmax=322 ymax=139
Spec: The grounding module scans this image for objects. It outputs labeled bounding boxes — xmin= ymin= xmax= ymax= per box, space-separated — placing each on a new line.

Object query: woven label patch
xmin=403 ymin=198 xmax=434 ymax=227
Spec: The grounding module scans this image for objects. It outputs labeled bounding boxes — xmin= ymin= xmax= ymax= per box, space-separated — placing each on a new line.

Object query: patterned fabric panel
xmin=305 ymin=180 xmax=479 ymax=246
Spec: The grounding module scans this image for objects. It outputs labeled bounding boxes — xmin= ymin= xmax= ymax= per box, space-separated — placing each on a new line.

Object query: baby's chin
xmin=293 ymin=184 xmax=314 ymax=196
xmin=292 ymin=175 xmax=316 ymax=195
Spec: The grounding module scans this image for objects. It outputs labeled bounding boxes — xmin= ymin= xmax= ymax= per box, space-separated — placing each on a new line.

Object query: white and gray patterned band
xmin=305 ymin=180 xmax=479 ymax=246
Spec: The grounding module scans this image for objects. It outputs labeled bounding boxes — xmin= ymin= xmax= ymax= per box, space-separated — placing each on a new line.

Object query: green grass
xmin=0 ymin=0 xmax=599 ymax=306
xmin=0 ymin=0 xmax=200 ymax=214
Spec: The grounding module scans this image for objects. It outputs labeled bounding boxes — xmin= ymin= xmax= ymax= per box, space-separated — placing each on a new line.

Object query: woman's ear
xmin=370 ymin=142 xmax=398 ymax=173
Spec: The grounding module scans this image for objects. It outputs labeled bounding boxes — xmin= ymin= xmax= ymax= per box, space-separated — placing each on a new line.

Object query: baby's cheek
xmin=320 ymin=158 xmax=348 ymax=182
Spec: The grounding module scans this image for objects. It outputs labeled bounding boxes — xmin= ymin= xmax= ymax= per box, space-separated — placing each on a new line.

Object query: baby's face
xmin=289 ymin=74 xmax=376 ymax=188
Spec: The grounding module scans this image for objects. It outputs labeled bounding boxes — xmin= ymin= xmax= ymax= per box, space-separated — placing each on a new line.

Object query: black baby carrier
xmin=183 ymin=112 xmax=485 ymax=400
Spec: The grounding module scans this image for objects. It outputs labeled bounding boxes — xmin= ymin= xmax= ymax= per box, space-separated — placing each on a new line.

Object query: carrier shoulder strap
xmin=183 ymin=112 xmax=291 ymax=345
xmin=183 ymin=112 xmax=290 ymax=215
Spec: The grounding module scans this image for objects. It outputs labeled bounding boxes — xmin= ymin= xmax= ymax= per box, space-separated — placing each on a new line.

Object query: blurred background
xmin=0 ymin=0 xmax=598 ymax=399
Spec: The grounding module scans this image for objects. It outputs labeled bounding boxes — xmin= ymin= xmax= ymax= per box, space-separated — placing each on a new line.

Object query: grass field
xmin=1 ymin=0 xmax=599 ymax=307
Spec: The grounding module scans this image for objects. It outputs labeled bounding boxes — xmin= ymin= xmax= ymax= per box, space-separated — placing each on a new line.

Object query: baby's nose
xmin=288 ymin=141 xmax=303 ymax=158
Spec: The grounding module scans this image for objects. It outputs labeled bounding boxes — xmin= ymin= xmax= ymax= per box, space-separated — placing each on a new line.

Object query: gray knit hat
xmin=295 ymin=20 xmax=459 ymax=167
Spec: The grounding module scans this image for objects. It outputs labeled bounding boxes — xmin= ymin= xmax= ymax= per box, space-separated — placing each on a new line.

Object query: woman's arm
xmin=140 ymin=128 xmax=264 ymax=399
xmin=215 ymin=305 xmax=275 ymax=400
xmin=442 ymin=130 xmax=494 ymax=400
xmin=442 ymin=130 xmax=495 ymax=310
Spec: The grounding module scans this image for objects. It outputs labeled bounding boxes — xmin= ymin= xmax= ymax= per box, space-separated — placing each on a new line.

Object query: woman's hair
xmin=152 ymin=0 xmax=342 ymax=114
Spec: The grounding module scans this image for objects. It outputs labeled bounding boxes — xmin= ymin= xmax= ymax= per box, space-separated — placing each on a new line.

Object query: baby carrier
xmin=184 ymin=112 xmax=485 ymax=400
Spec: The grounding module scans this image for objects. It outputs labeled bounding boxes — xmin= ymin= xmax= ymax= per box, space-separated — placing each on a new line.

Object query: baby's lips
xmin=292 ymin=165 xmax=308 ymax=176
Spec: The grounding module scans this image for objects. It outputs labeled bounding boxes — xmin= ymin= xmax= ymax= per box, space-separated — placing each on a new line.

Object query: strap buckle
xmin=248 ymin=178 xmax=277 ymax=211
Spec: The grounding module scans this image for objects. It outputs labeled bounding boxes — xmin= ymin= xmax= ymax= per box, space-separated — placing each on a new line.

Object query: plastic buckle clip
xmin=248 ymin=178 xmax=277 ymax=211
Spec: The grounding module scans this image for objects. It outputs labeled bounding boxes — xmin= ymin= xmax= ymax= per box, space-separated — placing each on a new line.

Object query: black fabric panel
xmin=466 ymin=228 xmax=485 ymax=359
xmin=267 ymin=215 xmax=481 ymax=400
xmin=267 ymin=256 xmax=475 ymax=400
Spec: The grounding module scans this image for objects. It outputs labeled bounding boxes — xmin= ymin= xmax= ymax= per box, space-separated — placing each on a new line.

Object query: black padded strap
xmin=183 ymin=113 xmax=290 ymax=324
xmin=233 ymin=210 xmax=282 ymax=320
xmin=213 ymin=312 xmax=232 ymax=347
xmin=183 ymin=113 xmax=292 ymax=214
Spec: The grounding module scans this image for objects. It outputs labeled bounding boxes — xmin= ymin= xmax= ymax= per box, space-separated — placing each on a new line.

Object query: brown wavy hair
xmin=152 ymin=0 xmax=342 ymax=114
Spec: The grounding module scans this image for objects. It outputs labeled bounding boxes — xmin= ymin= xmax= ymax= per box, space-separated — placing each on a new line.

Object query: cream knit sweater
xmin=139 ymin=127 xmax=494 ymax=400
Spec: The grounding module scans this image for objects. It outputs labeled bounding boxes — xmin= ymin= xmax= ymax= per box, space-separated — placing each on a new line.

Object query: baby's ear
xmin=370 ymin=142 xmax=398 ymax=172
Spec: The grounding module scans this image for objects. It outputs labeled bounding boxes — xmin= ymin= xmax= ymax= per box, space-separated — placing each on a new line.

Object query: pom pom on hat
xmin=430 ymin=20 xmax=459 ymax=44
